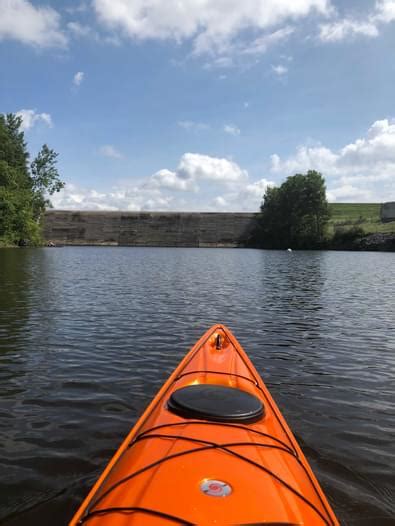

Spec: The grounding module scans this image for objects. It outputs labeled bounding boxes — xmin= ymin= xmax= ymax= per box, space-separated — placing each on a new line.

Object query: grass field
xmin=327 ymin=203 xmax=395 ymax=235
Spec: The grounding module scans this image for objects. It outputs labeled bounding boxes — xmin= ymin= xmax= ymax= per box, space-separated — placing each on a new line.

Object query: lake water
xmin=0 ymin=247 xmax=394 ymax=525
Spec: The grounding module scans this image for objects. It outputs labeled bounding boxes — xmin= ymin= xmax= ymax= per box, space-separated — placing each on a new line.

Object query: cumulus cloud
xmin=99 ymin=144 xmax=124 ymax=159
xmin=270 ymin=119 xmax=395 ymax=201
xmin=52 ymin=152 xmax=271 ymax=212
xmin=178 ymin=153 xmax=247 ymax=183
xmin=149 ymin=168 xmax=196 ymax=192
xmin=211 ymin=179 xmax=275 ymax=212
xmin=0 ymin=0 xmax=67 ymax=48
xmin=326 ymin=185 xmax=373 ymax=202
xmin=224 ymin=124 xmax=241 ymax=136
xmin=93 ymin=0 xmax=330 ymax=59
xmin=319 ymin=0 xmax=395 ymax=42
xmin=146 ymin=153 xmax=247 ymax=192
xmin=73 ymin=71 xmax=85 ymax=86
xmin=16 ymin=109 xmax=53 ymax=131
xmin=212 ymin=178 xmax=275 ymax=211
xmin=50 ymin=183 xmax=175 ymax=211
xmin=374 ymin=0 xmax=395 ymax=23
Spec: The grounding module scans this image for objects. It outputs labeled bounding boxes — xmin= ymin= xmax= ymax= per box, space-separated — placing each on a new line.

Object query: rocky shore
xmin=329 ymin=232 xmax=395 ymax=251
xmin=356 ymin=233 xmax=395 ymax=251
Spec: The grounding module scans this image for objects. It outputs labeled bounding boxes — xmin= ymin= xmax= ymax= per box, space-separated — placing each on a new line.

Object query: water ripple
xmin=0 ymin=247 xmax=394 ymax=525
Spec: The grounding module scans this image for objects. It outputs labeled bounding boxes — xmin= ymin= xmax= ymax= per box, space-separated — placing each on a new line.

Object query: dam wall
xmin=380 ymin=202 xmax=395 ymax=222
xmin=43 ymin=211 xmax=258 ymax=247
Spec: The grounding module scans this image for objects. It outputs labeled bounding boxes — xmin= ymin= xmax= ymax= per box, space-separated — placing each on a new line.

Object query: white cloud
xmin=180 ymin=153 xmax=247 ymax=183
xmin=16 ymin=109 xmax=53 ymax=131
xmin=198 ymin=25 xmax=294 ymax=65
xmin=271 ymin=64 xmax=288 ymax=75
xmin=149 ymin=168 xmax=197 ymax=192
xmin=326 ymin=185 xmax=373 ymax=202
xmin=319 ymin=19 xmax=379 ymax=41
xmin=0 ymin=0 xmax=67 ymax=48
xmin=270 ymin=118 xmax=395 ymax=201
xmin=374 ymin=0 xmax=395 ymax=23
xmin=319 ymin=0 xmax=395 ymax=42
xmin=178 ymin=120 xmax=209 ymax=132
xmin=212 ymin=178 xmax=275 ymax=211
xmin=53 ymin=152 xmax=271 ymax=212
xmin=52 ymin=174 xmax=272 ymax=212
xmin=214 ymin=196 xmax=227 ymax=207
xmin=99 ymin=144 xmax=124 ymax=159
xmin=238 ymin=26 xmax=294 ymax=56
xmin=93 ymin=0 xmax=330 ymax=59
xmin=270 ymin=146 xmax=338 ymax=175
xmin=73 ymin=71 xmax=85 ymax=86
xmin=147 ymin=153 xmax=247 ymax=192
xmin=50 ymin=183 xmax=175 ymax=211
xmin=244 ymin=178 xmax=276 ymax=199
xmin=224 ymin=124 xmax=241 ymax=136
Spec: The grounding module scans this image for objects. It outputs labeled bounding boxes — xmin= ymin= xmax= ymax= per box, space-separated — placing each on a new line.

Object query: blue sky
xmin=1 ymin=0 xmax=395 ymax=211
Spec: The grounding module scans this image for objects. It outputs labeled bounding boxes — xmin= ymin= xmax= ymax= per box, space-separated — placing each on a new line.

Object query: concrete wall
xmin=381 ymin=202 xmax=395 ymax=222
xmin=43 ymin=211 xmax=258 ymax=247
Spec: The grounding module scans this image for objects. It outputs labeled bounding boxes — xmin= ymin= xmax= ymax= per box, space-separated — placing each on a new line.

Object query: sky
xmin=1 ymin=0 xmax=395 ymax=212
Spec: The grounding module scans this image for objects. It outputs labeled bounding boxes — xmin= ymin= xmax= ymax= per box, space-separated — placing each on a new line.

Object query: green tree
xmin=31 ymin=144 xmax=64 ymax=218
xmin=257 ymin=170 xmax=330 ymax=249
xmin=0 ymin=114 xmax=29 ymax=179
xmin=0 ymin=113 xmax=64 ymax=245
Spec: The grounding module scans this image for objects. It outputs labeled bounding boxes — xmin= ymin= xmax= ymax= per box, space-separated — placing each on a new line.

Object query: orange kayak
xmin=70 ymin=324 xmax=339 ymax=525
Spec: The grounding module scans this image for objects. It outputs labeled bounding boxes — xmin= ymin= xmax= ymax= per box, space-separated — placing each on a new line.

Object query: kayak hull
xmin=70 ymin=324 xmax=338 ymax=525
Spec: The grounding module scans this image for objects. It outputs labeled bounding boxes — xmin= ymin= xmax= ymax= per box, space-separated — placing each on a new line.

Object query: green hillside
xmin=327 ymin=203 xmax=395 ymax=235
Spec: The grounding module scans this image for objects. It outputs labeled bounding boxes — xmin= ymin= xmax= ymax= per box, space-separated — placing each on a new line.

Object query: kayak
xmin=70 ymin=324 xmax=339 ymax=525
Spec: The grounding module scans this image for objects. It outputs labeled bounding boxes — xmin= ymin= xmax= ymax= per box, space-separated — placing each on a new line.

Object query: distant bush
xmin=256 ymin=170 xmax=330 ymax=249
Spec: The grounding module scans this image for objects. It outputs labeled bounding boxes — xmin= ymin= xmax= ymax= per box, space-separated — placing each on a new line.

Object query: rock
xmin=356 ymin=233 xmax=395 ymax=251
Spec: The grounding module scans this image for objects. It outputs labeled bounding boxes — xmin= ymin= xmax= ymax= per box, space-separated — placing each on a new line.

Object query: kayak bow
xmin=70 ymin=324 xmax=339 ymax=525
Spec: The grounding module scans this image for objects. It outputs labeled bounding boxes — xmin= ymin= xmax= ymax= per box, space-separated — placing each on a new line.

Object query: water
xmin=0 ymin=247 xmax=394 ymax=526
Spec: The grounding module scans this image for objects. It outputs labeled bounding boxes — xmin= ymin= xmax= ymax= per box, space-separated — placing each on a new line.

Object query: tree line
xmin=0 ymin=113 xmax=64 ymax=246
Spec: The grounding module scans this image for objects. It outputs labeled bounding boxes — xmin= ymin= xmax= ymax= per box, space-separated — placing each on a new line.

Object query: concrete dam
xmin=44 ymin=211 xmax=258 ymax=247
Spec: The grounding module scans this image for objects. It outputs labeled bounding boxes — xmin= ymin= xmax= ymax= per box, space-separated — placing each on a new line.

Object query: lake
xmin=0 ymin=247 xmax=394 ymax=525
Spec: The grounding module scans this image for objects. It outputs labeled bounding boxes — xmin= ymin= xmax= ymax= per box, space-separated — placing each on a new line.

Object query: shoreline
xmin=3 ymin=234 xmax=394 ymax=252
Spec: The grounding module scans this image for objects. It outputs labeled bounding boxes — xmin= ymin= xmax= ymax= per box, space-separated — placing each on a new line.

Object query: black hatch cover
xmin=168 ymin=384 xmax=264 ymax=423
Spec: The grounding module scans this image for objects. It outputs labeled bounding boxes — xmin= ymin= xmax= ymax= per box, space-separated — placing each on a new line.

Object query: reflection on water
xmin=0 ymin=247 xmax=394 ymax=525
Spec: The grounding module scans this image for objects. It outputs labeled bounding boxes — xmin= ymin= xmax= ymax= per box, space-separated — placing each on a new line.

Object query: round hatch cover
xmin=200 ymin=479 xmax=232 ymax=497
xmin=168 ymin=384 xmax=264 ymax=423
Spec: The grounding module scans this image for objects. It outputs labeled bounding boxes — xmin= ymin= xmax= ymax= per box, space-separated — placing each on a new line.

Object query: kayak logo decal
xmin=200 ymin=479 xmax=232 ymax=497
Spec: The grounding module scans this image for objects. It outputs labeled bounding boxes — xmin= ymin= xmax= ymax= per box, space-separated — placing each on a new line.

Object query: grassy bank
xmin=0 ymin=239 xmax=17 ymax=248
xmin=327 ymin=203 xmax=395 ymax=235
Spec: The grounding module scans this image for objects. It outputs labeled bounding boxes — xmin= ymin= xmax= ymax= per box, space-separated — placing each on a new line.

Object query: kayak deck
xmin=70 ymin=324 xmax=338 ymax=525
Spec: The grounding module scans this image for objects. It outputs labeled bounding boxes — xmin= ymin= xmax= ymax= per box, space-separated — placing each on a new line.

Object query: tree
xmin=31 ymin=144 xmax=64 ymax=218
xmin=257 ymin=170 xmax=330 ymax=249
xmin=0 ymin=114 xmax=29 ymax=179
xmin=0 ymin=113 xmax=64 ymax=245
